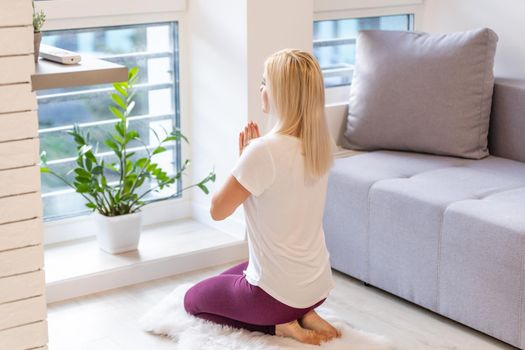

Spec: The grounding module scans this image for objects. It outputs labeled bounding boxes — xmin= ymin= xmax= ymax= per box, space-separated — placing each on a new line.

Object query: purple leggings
xmin=183 ymin=261 xmax=325 ymax=335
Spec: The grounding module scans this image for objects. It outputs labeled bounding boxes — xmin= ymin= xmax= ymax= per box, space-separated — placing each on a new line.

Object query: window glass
xmin=39 ymin=22 xmax=181 ymax=219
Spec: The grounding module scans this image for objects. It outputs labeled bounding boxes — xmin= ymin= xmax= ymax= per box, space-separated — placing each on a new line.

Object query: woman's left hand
xmin=239 ymin=121 xmax=260 ymax=156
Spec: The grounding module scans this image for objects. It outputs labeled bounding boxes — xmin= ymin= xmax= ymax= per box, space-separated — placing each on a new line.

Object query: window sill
xmin=44 ymin=218 xmax=248 ymax=303
xmin=325 ymin=85 xmax=351 ymax=105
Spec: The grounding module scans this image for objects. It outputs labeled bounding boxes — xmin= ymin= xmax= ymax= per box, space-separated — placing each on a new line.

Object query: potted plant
xmin=41 ymin=67 xmax=216 ymax=254
xmin=33 ymin=1 xmax=46 ymax=63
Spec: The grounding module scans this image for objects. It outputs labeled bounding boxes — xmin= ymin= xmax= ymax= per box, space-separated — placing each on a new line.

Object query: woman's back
xmin=232 ymin=133 xmax=335 ymax=309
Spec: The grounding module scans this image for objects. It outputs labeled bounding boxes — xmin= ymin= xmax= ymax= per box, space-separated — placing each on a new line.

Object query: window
xmin=38 ymin=22 xmax=181 ymax=219
xmin=313 ymin=14 xmax=414 ymax=88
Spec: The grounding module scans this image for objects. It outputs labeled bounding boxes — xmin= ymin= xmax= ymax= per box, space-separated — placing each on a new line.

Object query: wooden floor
xmin=48 ymin=260 xmax=517 ymax=350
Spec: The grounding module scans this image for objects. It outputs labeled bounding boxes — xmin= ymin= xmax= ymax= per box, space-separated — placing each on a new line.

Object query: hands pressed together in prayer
xmin=239 ymin=121 xmax=260 ymax=156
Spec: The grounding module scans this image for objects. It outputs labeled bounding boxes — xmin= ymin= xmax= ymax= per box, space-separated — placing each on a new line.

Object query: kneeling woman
xmin=184 ymin=49 xmax=341 ymax=345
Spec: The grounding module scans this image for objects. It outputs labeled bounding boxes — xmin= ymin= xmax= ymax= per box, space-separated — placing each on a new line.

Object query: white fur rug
xmin=140 ymin=283 xmax=396 ymax=350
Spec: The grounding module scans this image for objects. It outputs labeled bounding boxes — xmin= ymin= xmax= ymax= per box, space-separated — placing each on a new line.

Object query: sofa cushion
xmin=323 ymin=151 xmax=466 ymax=281
xmin=343 ymin=28 xmax=498 ymax=159
xmin=366 ymin=156 xmax=525 ymax=311
xmin=439 ymin=188 xmax=525 ymax=347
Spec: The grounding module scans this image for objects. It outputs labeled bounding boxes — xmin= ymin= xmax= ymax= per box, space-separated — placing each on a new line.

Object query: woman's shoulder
xmin=245 ymin=136 xmax=270 ymax=154
xmin=262 ymin=133 xmax=301 ymax=148
xmin=244 ymin=134 xmax=301 ymax=162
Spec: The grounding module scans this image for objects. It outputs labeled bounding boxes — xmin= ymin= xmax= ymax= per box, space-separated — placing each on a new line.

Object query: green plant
xmin=32 ymin=1 xmax=46 ymax=33
xmin=40 ymin=67 xmax=215 ymax=216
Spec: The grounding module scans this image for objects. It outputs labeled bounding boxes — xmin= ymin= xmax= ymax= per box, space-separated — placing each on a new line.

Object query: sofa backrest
xmin=489 ymin=79 xmax=525 ymax=163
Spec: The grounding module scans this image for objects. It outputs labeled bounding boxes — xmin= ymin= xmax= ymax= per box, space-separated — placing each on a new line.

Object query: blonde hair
xmin=264 ymin=49 xmax=333 ymax=178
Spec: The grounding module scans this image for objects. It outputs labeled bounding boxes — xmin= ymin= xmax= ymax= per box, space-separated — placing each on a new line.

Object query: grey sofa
xmin=323 ymin=78 xmax=525 ymax=348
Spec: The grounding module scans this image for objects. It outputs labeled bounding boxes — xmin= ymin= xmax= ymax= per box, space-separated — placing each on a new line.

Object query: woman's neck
xmin=269 ymin=125 xmax=300 ymax=138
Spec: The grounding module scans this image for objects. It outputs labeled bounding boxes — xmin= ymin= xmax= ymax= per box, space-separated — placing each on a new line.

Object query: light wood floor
xmin=47 ymin=260 xmax=518 ymax=350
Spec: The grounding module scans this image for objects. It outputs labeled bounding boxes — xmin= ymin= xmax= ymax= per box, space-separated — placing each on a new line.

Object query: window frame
xmin=313 ymin=0 xmax=423 ymax=14
xmin=35 ymin=0 xmax=186 ymax=26
xmin=35 ymin=0 xmax=192 ymax=244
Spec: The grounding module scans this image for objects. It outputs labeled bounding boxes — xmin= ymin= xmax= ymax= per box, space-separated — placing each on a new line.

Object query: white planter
xmin=94 ymin=211 xmax=142 ymax=254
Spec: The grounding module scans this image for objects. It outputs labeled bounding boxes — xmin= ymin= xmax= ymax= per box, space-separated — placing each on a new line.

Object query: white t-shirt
xmin=231 ymin=133 xmax=336 ymax=308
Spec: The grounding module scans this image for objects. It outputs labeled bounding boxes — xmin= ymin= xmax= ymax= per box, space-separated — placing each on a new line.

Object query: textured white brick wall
xmin=0 ymin=0 xmax=48 ymax=348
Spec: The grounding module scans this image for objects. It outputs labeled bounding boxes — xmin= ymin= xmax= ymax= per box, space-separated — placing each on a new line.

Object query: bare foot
xmin=275 ymin=319 xmax=329 ymax=345
xmin=300 ymin=310 xmax=342 ymax=340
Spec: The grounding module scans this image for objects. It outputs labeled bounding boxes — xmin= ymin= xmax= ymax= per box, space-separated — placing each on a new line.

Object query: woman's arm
xmin=210 ymin=122 xmax=260 ymax=221
xmin=210 ymin=175 xmax=250 ymax=221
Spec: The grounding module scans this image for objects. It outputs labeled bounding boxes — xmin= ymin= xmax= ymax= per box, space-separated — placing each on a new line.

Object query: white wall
xmin=187 ymin=0 xmax=249 ymax=238
xmin=422 ymin=0 xmax=525 ymax=80
xmin=246 ymin=0 xmax=314 ymax=133
xmin=188 ymin=0 xmax=314 ymax=238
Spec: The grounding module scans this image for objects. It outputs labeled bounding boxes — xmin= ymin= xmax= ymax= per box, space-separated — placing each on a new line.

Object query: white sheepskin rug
xmin=140 ymin=283 xmax=396 ymax=350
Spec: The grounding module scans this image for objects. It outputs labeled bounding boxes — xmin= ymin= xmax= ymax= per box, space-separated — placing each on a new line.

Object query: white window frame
xmin=314 ymin=0 xmax=423 ymax=14
xmin=35 ymin=0 xmax=192 ymax=244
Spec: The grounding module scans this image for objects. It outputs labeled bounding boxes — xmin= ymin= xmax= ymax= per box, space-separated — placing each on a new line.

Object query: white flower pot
xmin=94 ymin=211 xmax=142 ymax=254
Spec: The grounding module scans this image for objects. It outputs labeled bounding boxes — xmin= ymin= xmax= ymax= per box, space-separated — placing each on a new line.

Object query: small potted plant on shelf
xmin=40 ymin=67 xmax=216 ymax=254
xmin=32 ymin=1 xmax=46 ymax=63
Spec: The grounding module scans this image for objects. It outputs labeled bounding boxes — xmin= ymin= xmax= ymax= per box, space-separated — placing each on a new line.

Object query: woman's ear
xmin=261 ymin=88 xmax=270 ymax=114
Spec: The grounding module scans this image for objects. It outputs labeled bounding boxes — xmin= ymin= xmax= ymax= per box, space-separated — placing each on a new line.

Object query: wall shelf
xmin=31 ymin=57 xmax=128 ymax=91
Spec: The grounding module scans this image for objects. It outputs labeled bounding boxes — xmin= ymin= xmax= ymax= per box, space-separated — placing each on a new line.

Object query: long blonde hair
xmin=264 ymin=49 xmax=333 ymax=178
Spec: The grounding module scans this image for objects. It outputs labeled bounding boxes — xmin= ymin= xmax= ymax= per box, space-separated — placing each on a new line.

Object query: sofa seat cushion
xmin=324 ymin=151 xmax=525 ymax=348
xmin=439 ymin=188 xmax=525 ymax=347
xmin=366 ymin=155 xmax=525 ymax=311
xmin=323 ymin=150 xmax=467 ymax=280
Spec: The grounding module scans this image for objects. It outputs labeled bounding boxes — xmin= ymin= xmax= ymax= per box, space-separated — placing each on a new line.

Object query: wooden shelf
xmin=31 ymin=56 xmax=128 ymax=91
